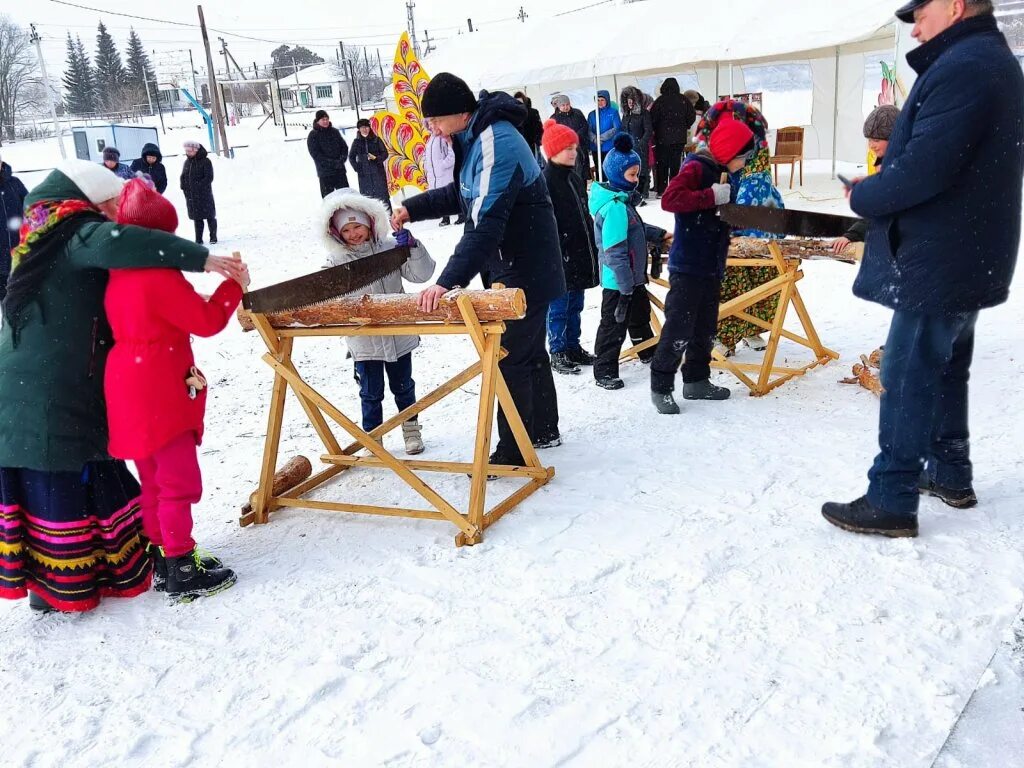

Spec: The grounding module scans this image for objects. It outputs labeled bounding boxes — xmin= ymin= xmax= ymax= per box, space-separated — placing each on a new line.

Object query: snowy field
xmin=1 ymin=127 xmax=1022 ymax=768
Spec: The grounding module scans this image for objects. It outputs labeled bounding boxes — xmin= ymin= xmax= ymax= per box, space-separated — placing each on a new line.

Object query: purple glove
xmin=395 ymin=228 xmax=416 ymax=248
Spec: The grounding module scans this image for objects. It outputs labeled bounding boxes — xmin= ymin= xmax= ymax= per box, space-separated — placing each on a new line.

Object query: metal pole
xmin=189 ymin=49 xmax=199 ymax=101
xmin=29 ymin=25 xmax=67 ymax=159
xmin=142 ymin=65 xmax=155 ymax=116
xmin=831 ymin=46 xmax=840 ymax=180
xmin=198 ymin=5 xmax=228 ymax=155
xmin=348 ymin=60 xmax=362 ymax=121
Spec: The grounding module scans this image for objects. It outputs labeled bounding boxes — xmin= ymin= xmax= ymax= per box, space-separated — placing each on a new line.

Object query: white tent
xmin=423 ymin=0 xmax=904 ymax=167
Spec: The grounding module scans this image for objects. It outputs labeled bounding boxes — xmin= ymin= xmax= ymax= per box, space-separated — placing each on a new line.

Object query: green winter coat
xmin=0 ymin=169 xmax=209 ymax=472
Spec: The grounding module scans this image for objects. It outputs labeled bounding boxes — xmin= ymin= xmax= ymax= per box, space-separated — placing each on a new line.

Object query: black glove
xmin=649 ymin=244 xmax=663 ymax=279
xmin=614 ymin=292 xmax=632 ymax=324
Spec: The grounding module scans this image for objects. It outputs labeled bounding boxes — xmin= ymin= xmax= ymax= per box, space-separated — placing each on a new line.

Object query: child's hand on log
xmin=418 ymin=284 xmax=450 ymax=313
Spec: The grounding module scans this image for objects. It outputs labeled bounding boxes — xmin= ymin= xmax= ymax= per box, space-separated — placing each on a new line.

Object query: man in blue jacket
xmin=393 ymin=73 xmax=566 ymax=464
xmin=823 ymin=0 xmax=1023 ymax=538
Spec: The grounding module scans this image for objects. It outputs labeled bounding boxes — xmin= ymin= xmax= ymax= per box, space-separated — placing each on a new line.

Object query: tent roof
xmin=423 ymin=0 xmax=899 ymax=90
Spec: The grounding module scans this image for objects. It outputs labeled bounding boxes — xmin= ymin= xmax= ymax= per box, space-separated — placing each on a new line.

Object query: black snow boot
xmin=566 ymin=347 xmax=596 ymax=366
xmin=683 ymin=379 xmax=731 ymax=401
xmin=918 ymin=475 xmax=978 ymax=509
xmin=165 ymin=548 xmax=236 ymax=603
xmin=29 ymin=592 xmax=57 ymax=613
xmin=151 ymin=545 xmax=222 ymax=593
xmin=595 ymin=376 xmax=624 ymax=390
xmin=821 ymin=496 xmax=918 ymax=538
xmin=651 ymin=391 xmax=680 ymax=415
xmin=439 ymin=216 xmax=451 ymax=226
xmin=532 ymin=433 xmax=562 ymax=449
xmin=208 ymin=218 xmax=218 ymax=245
xmin=551 ymin=352 xmax=581 ymax=375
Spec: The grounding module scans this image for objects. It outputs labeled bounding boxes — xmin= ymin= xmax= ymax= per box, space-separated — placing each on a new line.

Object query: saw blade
xmin=719 ymin=204 xmax=859 ymax=238
xmin=243 ymin=246 xmax=410 ymax=314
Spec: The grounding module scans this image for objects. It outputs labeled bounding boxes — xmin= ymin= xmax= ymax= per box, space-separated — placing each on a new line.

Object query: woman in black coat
xmin=651 ymin=77 xmax=696 ymax=194
xmin=180 ymin=141 xmax=217 ymax=244
xmin=620 ymin=86 xmax=654 ymax=201
xmin=514 ymin=92 xmax=544 ymax=159
xmin=348 ymin=119 xmax=391 ymax=212
xmin=0 ymin=159 xmax=28 ymax=302
xmin=129 ymin=142 xmax=167 ymax=194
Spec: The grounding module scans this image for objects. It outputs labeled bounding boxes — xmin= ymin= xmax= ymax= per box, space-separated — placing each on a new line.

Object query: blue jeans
xmin=547 ymin=290 xmax=585 ymax=355
xmin=353 ymin=354 xmax=417 ymax=432
xmin=867 ymin=310 xmax=978 ymax=514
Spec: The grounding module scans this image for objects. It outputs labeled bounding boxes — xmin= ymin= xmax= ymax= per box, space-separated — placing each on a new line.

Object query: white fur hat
xmin=57 ymin=159 xmax=124 ymax=205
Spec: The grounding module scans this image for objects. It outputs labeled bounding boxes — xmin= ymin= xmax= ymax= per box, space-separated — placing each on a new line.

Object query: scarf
xmin=3 ymin=199 xmax=105 ymax=344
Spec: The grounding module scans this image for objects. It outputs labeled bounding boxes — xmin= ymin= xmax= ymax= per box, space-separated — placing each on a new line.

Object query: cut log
xmin=730 ymin=236 xmax=859 ymax=264
xmin=839 ymin=355 xmax=884 ymax=396
xmin=237 ymin=288 xmax=526 ymax=330
xmin=240 ymin=456 xmax=313 ymax=515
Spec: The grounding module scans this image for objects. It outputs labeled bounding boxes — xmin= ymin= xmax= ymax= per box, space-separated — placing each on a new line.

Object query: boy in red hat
xmin=651 ymin=116 xmax=755 ymax=414
xmin=541 ymin=119 xmax=600 ymax=378
xmin=104 ymin=177 xmax=249 ymax=602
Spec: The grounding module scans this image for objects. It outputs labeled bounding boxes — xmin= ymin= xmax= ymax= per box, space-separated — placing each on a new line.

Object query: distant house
xmin=276 ymin=63 xmax=348 ymax=109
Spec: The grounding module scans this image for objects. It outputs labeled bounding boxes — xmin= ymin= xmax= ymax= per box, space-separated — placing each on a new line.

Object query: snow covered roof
xmin=423 ymin=0 xmax=899 ymax=90
xmin=278 ymin=63 xmax=345 ymax=87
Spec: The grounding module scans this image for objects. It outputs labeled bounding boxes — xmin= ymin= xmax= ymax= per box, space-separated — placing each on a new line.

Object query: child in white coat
xmin=321 ymin=189 xmax=436 ymax=453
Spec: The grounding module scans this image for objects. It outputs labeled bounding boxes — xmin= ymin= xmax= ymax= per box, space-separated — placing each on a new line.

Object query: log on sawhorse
xmin=621 ymin=240 xmax=839 ymax=397
xmin=240 ymin=289 xmax=554 ymax=547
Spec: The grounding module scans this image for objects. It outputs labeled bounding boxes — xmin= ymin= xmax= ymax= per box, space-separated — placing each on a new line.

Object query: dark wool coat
xmin=544 ymin=160 xmax=598 ymax=291
xmin=180 ymin=145 xmax=216 ymax=220
xmin=405 ymin=91 xmax=565 ymax=305
xmin=651 ymin=77 xmax=696 ymax=147
xmin=349 ymin=132 xmax=390 ymax=205
xmin=307 ymin=123 xmax=350 ymax=183
xmin=0 ymin=162 xmax=29 ymax=295
xmin=851 ymin=14 xmax=1024 ymax=313
xmin=129 ymin=142 xmax=167 ymax=194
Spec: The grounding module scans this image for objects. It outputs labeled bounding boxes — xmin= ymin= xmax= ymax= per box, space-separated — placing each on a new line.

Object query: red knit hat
xmin=542 ymin=119 xmax=578 ymax=159
xmin=709 ymin=116 xmax=755 ymax=165
xmin=116 ymin=177 xmax=178 ymax=233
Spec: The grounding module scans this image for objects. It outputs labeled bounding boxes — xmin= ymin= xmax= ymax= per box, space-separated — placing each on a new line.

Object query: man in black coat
xmin=550 ymin=94 xmax=591 ymax=180
xmin=0 ymin=157 xmax=28 ymax=302
xmin=514 ymin=92 xmax=544 ymax=159
xmin=822 ymin=0 xmax=1024 ymax=538
xmin=349 ymin=119 xmax=391 ymax=212
xmin=620 ymin=86 xmax=654 ymax=201
xmin=393 ymin=73 xmax=566 ymax=462
xmin=307 ymin=110 xmax=349 ymax=198
xmin=651 ymin=77 xmax=696 ymax=194
xmin=129 ymin=142 xmax=167 ymax=194
xmin=180 ymin=141 xmax=217 ymax=244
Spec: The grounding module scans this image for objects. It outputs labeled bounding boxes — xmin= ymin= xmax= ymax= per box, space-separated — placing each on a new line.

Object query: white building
xmin=276 ymin=63 xmax=349 ymax=109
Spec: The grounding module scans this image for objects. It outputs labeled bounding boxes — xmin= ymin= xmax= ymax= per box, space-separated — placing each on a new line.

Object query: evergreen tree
xmin=63 ymin=33 xmax=95 ymax=115
xmin=124 ymin=28 xmax=156 ymax=110
xmin=94 ymin=21 xmax=127 ymax=111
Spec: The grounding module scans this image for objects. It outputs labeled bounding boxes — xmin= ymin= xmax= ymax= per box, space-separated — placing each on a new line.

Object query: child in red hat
xmin=651 ymin=116 xmax=755 ymax=414
xmin=104 ymin=177 xmax=249 ymax=602
xmin=541 ymin=119 xmax=600 ymax=377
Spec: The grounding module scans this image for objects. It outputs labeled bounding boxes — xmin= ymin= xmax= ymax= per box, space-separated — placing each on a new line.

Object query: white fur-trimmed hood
xmin=319 ymin=188 xmax=392 ymax=257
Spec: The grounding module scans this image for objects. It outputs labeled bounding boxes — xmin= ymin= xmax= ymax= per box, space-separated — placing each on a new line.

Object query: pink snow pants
xmin=134 ymin=431 xmax=202 ymax=558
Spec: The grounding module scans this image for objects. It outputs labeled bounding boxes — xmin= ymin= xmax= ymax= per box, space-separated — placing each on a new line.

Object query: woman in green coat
xmin=0 ymin=160 xmax=245 ymax=613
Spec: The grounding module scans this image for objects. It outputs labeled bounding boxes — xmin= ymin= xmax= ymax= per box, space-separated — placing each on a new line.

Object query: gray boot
xmin=402 ymin=419 xmax=424 ymax=455
xmin=651 ymin=391 xmax=681 ymax=415
xmin=682 ymin=379 xmax=732 ymax=401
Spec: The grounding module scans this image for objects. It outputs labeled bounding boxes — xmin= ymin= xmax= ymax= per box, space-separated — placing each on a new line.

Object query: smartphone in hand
xmin=837 ymin=174 xmax=855 ymax=189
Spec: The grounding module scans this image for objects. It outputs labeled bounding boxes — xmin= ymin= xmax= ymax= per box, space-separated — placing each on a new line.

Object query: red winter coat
xmin=104 ymin=269 xmax=242 ymax=459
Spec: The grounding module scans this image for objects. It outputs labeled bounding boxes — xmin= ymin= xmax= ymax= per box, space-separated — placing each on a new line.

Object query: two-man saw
xmin=719 ymin=204 xmax=859 ymax=239
xmin=242 ymin=246 xmax=410 ymax=314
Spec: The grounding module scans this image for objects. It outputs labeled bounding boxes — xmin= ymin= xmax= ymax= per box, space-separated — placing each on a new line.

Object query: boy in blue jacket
xmin=650 ymin=117 xmax=755 ymax=414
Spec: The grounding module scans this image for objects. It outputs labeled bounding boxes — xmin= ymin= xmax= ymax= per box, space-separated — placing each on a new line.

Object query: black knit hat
xmin=315 ymin=109 xmax=329 ymax=122
xmin=356 ymin=118 xmax=371 ymax=129
xmin=863 ymin=105 xmax=900 ymax=140
xmin=421 ymin=73 xmax=478 ymax=118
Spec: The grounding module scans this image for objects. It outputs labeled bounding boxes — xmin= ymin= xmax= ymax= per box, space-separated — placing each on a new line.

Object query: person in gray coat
xmin=319 ymin=189 xmax=436 ymax=454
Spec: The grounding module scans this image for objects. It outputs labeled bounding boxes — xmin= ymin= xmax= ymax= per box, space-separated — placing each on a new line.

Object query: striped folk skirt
xmin=0 ymin=461 xmax=152 ymax=612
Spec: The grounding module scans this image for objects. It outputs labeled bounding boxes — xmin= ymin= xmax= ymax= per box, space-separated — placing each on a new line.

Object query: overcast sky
xmin=9 ymin=0 xmax=605 ymax=80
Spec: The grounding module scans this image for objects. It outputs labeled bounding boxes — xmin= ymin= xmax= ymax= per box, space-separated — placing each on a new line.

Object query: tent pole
xmin=729 ymin=63 xmax=734 ymax=98
xmin=594 ymin=72 xmax=603 ymax=183
xmin=831 ymin=46 xmax=840 ymax=180
xmin=715 ymin=62 xmax=720 ymax=99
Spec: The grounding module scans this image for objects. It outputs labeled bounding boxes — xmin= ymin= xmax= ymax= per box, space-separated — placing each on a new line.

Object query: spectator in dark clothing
xmin=514 ymin=92 xmax=544 ymax=160
xmin=0 ymin=157 xmax=28 ymax=302
xmin=651 ymin=78 xmax=696 ymax=195
xmin=101 ymin=147 xmax=133 ymax=180
xmin=307 ymin=110 xmax=350 ymax=198
xmin=550 ymin=94 xmax=591 ymax=180
xmin=129 ymin=142 xmax=168 ymax=194
xmin=394 ymin=73 xmax=566 ymax=462
xmin=181 ymin=141 xmax=217 ymax=244
xmin=620 ymin=86 xmax=654 ymax=201
xmin=822 ymin=1 xmax=1024 ymax=538
xmin=349 ymin=118 xmax=391 ymax=213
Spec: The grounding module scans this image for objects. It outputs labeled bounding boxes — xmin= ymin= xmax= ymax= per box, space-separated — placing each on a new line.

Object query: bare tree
xmin=0 ymin=16 xmax=40 ymax=143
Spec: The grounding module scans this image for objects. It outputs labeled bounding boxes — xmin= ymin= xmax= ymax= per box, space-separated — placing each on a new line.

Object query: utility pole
xmin=142 ymin=65 xmax=165 ymax=134
xmin=377 ymin=49 xmax=386 ymax=84
xmin=29 ymin=25 xmax=66 ymax=159
xmin=518 ymin=6 xmax=528 ymax=22
xmin=188 ymin=49 xmax=199 ymax=101
xmin=423 ymin=30 xmax=435 ymax=55
xmin=407 ymin=0 xmax=420 ymax=57
xmin=346 ymin=59 xmax=361 ymax=121
xmin=198 ymin=5 xmax=228 ymax=156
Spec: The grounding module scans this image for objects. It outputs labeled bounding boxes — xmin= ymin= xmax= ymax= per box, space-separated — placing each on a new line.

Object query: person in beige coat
xmin=320 ymin=189 xmax=436 ymax=453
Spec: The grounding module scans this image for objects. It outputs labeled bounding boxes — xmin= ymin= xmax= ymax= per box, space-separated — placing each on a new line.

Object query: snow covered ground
xmin=1 ymin=132 xmax=1022 ymax=768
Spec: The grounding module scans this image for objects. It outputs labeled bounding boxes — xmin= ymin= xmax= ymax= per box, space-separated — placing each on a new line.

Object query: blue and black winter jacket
xmin=405 ymin=91 xmax=565 ymax=305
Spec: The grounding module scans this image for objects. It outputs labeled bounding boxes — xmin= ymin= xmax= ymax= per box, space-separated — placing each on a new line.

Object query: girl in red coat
xmin=104 ymin=178 xmax=249 ymax=602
